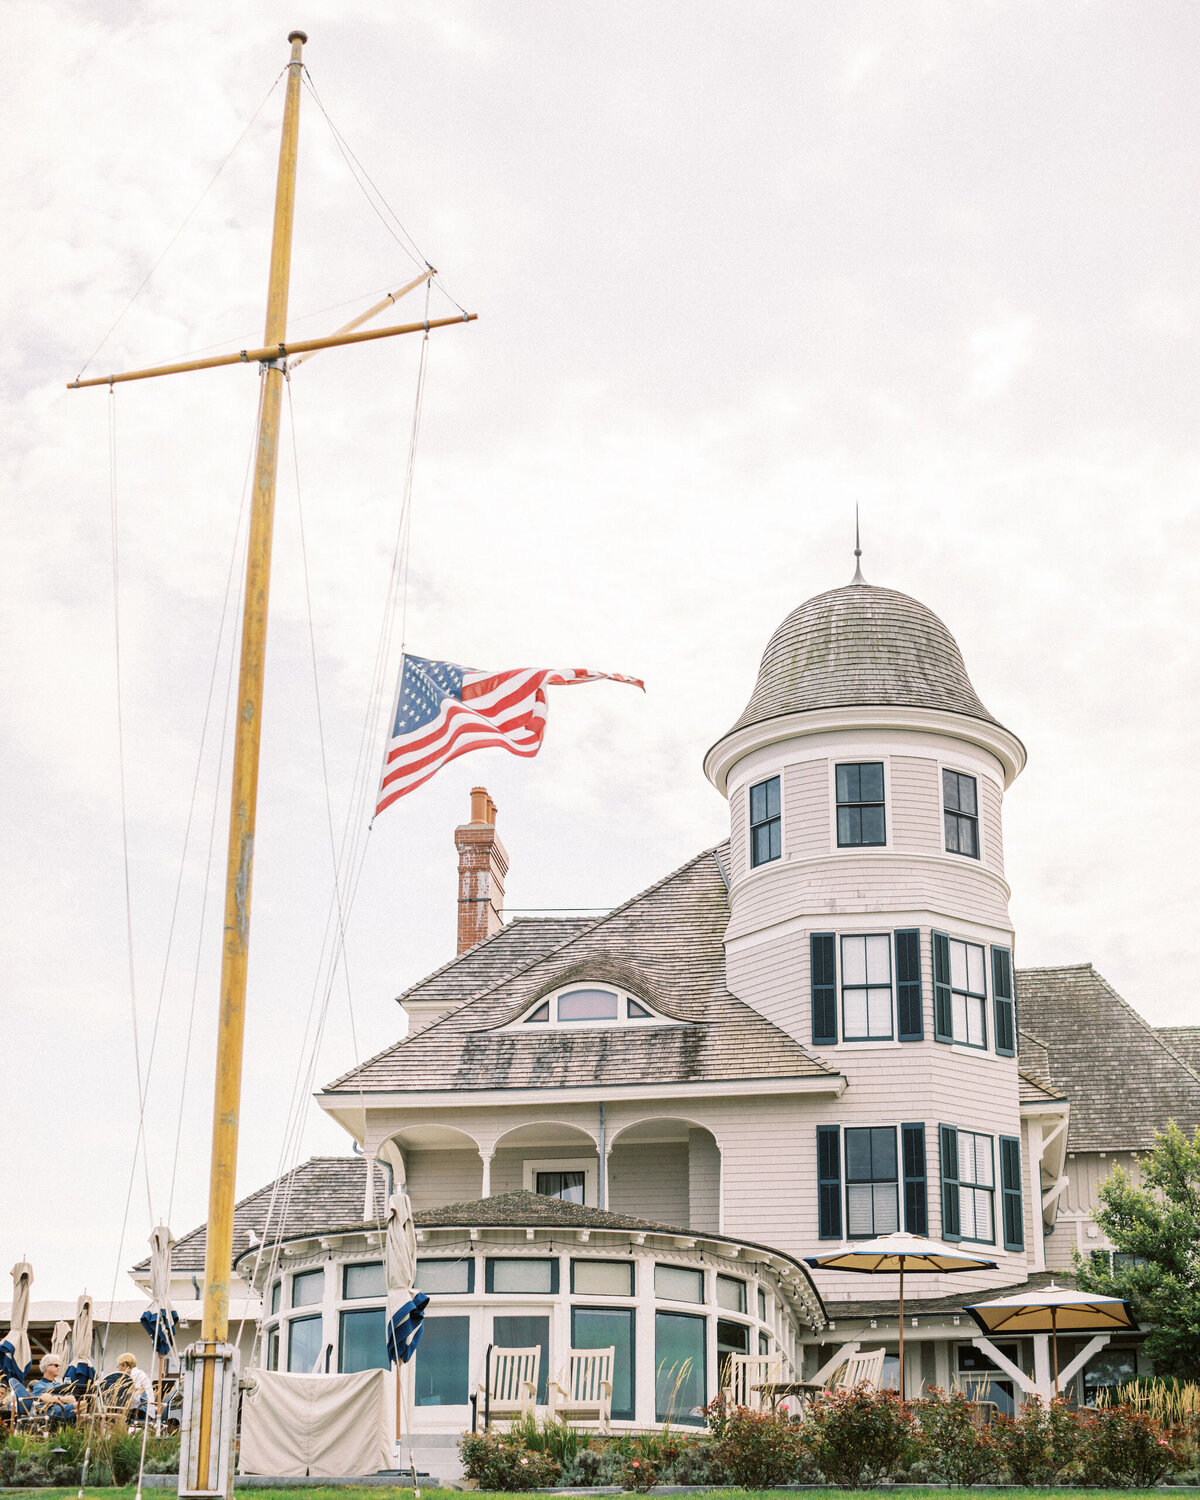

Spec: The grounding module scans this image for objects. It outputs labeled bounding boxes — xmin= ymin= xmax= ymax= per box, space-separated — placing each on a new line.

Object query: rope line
xmin=301 ymin=69 xmax=469 ymax=318
xmin=75 ymin=71 xmax=286 ymax=383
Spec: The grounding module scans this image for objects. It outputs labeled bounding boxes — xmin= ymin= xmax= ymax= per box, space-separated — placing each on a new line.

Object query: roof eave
xmin=704 ymin=704 xmax=1028 ymax=794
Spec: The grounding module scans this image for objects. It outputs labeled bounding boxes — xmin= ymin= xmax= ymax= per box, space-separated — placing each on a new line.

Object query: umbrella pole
xmin=1051 ymin=1310 xmax=1059 ymax=1400
xmin=897 ymin=1263 xmax=905 ymax=1398
xmin=395 ymin=1360 xmax=402 ymax=1443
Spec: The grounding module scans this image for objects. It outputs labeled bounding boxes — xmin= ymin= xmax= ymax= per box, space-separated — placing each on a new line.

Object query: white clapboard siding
xmin=609 ymin=1140 xmax=689 ymax=1225
xmin=980 ymin=775 xmax=1005 ymax=876
xmin=404 ymin=1147 xmax=485 ymax=1210
xmin=784 ymin=759 xmax=829 ymax=858
xmin=890 ymin=755 xmax=943 ymax=853
xmin=730 ymin=782 xmax=748 ymax=879
xmin=688 ymin=1128 xmax=721 ymax=1231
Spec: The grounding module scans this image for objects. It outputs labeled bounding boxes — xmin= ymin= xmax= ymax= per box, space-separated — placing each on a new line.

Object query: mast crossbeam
xmin=67 ymin=312 xmax=475 ymax=389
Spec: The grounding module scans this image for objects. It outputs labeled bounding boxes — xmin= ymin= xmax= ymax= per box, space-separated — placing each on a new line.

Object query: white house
xmin=146 ymin=568 xmax=1200 ymax=1477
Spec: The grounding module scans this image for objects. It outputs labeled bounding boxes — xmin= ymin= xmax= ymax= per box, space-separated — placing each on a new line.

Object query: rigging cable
xmin=300 ymin=69 xmax=470 ymax=319
xmin=239 ymin=298 xmax=434 ymax=1347
xmin=75 ymin=70 xmax=286 ymax=384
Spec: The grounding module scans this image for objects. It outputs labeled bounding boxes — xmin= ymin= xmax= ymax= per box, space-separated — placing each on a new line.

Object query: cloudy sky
xmin=4 ymin=0 xmax=1198 ymax=1299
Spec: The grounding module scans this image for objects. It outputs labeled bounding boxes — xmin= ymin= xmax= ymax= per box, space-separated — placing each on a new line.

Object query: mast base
xmin=178 ymin=1341 xmax=240 ymax=1500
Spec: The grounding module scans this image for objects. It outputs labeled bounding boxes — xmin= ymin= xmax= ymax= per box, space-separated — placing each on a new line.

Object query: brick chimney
xmin=454 ymin=786 xmax=508 ymax=954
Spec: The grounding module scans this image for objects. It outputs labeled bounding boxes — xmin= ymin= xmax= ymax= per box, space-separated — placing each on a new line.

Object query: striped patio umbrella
xmin=963 ymin=1283 xmax=1137 ymax=1397
xmin=807 ymin=1232 xmax=997 ymax=1395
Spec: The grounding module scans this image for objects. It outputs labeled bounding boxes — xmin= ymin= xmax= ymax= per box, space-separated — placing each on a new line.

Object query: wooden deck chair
xmin=549 ymin=1347 xmax=614 ymax=1432
xmin=723 ymin=1353 xmax=782 ymax=1412
xmin=481 ymin=1346 xmax=541 ymax=1424
xmin=833 ymin=1347 xmax=886 ymax=1392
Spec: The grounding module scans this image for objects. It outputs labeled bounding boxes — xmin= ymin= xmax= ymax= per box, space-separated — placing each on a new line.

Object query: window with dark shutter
xmin=811 ymin=933 xmax=837 ymax=1045
xmin=896 ymin=929 xmax=923 ymax=1041
xmin=749 ymin=777 xmax=782 ymax=867
xmin=901 ymin=1123 xmax=927 ymax=1235
xmin=1000 ymin=1136 xmax=1024 ymax=1251
xmin=992 ymin=946 xmax=1016 ymax=1056
xmin=932 ymin=931 xmax=952 ymax=1042
xmin=817 ymin=1125 xmax=842 ymax=1239
xmin=938 ymin=1124 xmax=961 ymax=1240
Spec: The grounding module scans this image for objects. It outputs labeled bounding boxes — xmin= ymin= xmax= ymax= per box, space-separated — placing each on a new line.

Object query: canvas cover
xmin=239 ymin=1368 xmax=392 ymax=1477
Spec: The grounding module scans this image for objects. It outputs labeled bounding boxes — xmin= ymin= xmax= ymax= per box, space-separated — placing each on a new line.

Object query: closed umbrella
xmin=807 ymin=1232 xmax=997 ymax=1395
xmin=66 ymin=1292 xmax=95 ymax=1383
xmin=384 ymin=1189 xmax=429 ymax=1442
xmin=139 ymin=1225 xmax=179 ymax=1356
xmin=964 ymin=1283 xmax=1137 ymax=1397
xmin=50 ymin=1320 xmax=71 ymax=1369
xmin=0 ymin=1262 xmax=33 ymax=1383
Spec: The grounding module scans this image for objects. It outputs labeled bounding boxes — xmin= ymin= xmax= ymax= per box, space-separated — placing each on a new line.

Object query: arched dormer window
xmin=512 ymin=984 xmax=674 ymax=1029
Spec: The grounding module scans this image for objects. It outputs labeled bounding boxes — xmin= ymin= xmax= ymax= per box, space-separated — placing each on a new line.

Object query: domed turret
xmin=706 ymin=580 xmax=1025 ymax=793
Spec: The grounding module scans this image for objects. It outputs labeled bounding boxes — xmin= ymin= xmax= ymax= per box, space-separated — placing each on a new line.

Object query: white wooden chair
xmin=481 ymin=1345 xmax=541 ymax=1424
xmin=835 ymin=1346 xmax=886 ymax=1391
xmin=723 ymin=1352 xmax=782 ymax=1412
xmin=548 ymin=1346 xmax=614 ymax=1432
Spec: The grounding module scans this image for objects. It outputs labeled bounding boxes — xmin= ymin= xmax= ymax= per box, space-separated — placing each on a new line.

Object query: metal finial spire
xmin=851 ymin=505 xmax=867 ymax=584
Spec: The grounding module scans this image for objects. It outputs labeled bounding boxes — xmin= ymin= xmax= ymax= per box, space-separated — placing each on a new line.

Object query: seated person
xmin=30 ymin=1357 xmax=75 ymax=1424
xmin=114 ymin=1353 xmax=153 ymax=1416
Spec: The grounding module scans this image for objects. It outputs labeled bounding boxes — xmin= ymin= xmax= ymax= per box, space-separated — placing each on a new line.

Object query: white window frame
xmin=523 ymin=1157 xmax=597 ymax=1206
xmin=840 ymin=933 xmax=894 ymax=1041
xmin=509 ymin=984 xmax=677 ymax=1030
xmin=956 ymin=1130 xmax=995 ymax=1244
xmin=948 ymin=938 xmax=988 ymax=1048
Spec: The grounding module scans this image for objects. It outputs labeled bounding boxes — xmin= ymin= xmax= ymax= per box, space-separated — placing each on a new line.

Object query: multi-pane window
xmin=841 ymin=934 xmax=893 ymax=1040
xmin=572 ymin=1306 xmax=635 ymax=1420
xmin=950 ymin=939 xmax=987 ymax=1047
xmin=845 ymin=1126 xmax=899 ymax=1237
xmin=339 ymin=1307 xmax=387 ymax=1373
xmin=749 ymin=777 xmax=781 ymax=867
xmin=836 ymin=763 xmax=885 ymax=846
xmin=943 ymin=770 xmax=980 ymax=858
xmin=292 ymin=1268 xmax=324 ymax=1307
xmin=287 ymin=1314 xmax=323 ymax=1372
xmin=956 ymin=1131 xmax=995 ymax=1242
xmin=343 ymin=1261 xmax=385 ymax=1299
xmin=414 ymin=1316 xmax=470 ymax=1407
xmin=655 ymin=1311 xmax=706 ymax=1423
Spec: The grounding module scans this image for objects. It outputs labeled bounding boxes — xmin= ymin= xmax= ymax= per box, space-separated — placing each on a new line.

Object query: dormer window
xmin=749 ymin=776 xmax=781 ymax=867
xmin=516 ymin=985 xmax=672 ymax=1029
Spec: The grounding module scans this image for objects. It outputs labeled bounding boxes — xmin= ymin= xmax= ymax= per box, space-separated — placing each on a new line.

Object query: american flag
xmin=375 ymin=654 xmax=644 ymax=816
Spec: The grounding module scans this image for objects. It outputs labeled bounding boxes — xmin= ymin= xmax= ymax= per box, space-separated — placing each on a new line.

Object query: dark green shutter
xmin=901 ymin=1123 xmax=927 ymax=1235
xmin=938 ymin=1124 xmax=961 ymax=1240
xmin=895 ymin=929 xmax=923 ymax=1041
xmin=811 ymin=932 xmax=837 ymax=1045
xmin=992 ymin=946 xmax=1015 ymax=1056
xmin=817 ymin=1125 xmax=842 ymax=1239
xmin=1000 ymin=1136 xmax=1023 ymax=1251
xmin=932 ymin=930 xmax=952 ymax=1043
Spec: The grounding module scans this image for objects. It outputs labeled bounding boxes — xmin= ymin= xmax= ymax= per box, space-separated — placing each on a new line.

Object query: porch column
xmin=480 ymin=1148 xmax=494 ymax=1198
xmin=362 ymin=1152 xmax=377 ymax=1221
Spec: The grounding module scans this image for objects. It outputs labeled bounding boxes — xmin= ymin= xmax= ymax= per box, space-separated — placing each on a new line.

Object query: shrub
xmin=912 ymin=1386 xmax=998 ymax=1484
xmin=665 ymin=1437 xmax=720 ymax=1484
xmin=457 ymin=1428 xmax=561 ymax=1491
xmin=559 ymin=1441 xmax=627 ymax=1486
xmin=804 ymin=1383 xmax=915 ymax=1486
xmin=705 ymin=1401 xmax=812 ymax=1486
xmin=992 ymin=1397 xmax=1083 ymax=1484
xmin=1079 ymin=1402 xmax=1183 ymax=1487
xmin=623 ymin=1453 xmax=658 ymax=1491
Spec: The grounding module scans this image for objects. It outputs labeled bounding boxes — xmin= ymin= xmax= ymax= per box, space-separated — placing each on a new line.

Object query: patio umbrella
xmin=383 ymin=1188 xmax=429 ymax=1444
xmin=139 ymin=1225 xmax=179 ymax=1356
xmin=0 ymin=1261 xmax=33 ymax=1383
xmin=963 ymin=1283 xmax=1137 ymax=1397
xmin=65 ymin=1292 xmax=95 ymax=1384
xmin=806 ymin=1232 xmax=997 ymax=1395
xmin=50 ymin=1320 xmax=71 ymax=1368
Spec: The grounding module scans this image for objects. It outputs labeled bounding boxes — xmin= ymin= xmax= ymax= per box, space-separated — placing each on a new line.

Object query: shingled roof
xmin=1017 ymin=964 xmax=1200 ymax=1151
xmin=715 ymin=583 xmax=1012 ymax=743
xmin=324 ymin=845 xmax=837 ymax=1095
xmin=137 ymin=1156 xmax=385 ymax=1274
xmin=397 ymin=916 xmax=591 ymax=1009
xmin=1158 ymin=1027 xmax=1200 ymax=1077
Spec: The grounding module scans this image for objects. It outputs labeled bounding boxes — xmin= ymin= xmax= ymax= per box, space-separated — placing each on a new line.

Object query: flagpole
xmin=192 ymin=29 xmax=306 ymax=1496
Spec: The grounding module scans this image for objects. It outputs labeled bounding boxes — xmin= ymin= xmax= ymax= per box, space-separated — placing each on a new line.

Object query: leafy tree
xmin=1074 ymin=1122 xmax=1200 ymax=1379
